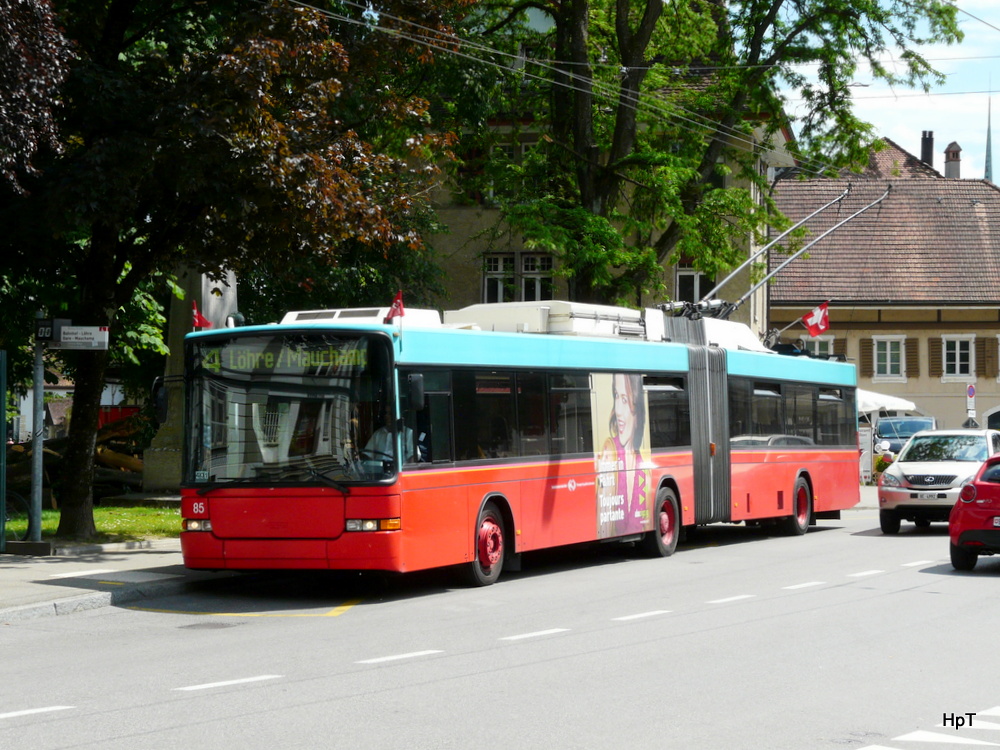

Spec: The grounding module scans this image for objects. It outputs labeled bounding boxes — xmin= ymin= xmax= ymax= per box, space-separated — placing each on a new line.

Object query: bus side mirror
xmin=408 ymin=373 xmax=425 ymax=411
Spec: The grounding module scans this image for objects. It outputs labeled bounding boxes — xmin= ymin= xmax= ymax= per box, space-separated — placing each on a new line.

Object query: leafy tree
xmin=447 ymin=0 xmax=961 ymax=303
xmin=0 ymin=0 xmax=73 ymax=192
xmin=0 ymin=0 xmax=464 ymax=539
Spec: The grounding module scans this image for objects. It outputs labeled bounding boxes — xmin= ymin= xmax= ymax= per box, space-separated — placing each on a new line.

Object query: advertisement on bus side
xmin=594 ymin=372 xmax=654 ymax=539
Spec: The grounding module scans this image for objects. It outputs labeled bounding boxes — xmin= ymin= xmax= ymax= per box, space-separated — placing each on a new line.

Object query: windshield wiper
xmin=307 ymin=468 xmax=350 ymax=494
xmin=196 ymin=474 xmax=262 ymax=496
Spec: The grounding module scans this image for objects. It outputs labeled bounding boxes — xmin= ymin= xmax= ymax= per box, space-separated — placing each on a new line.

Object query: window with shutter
xmin=872 ymin=336 xmax=905 ymax=382
xmin=859 ymin=338 xmax=873 ymax=377
xmin=929 ymin=338 xmax=942 ymax=378
xmin=941 ymin=334 xmax=975 ymax=381
xmin=905 ymin=338 xmax=920 ymax=379
xmin=975 ymin=337 xmax=998 ymax=378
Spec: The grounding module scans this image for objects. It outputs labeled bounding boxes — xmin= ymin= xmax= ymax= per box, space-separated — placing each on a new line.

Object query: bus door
xmin=688 ymin=346 xmax=731 ymax=524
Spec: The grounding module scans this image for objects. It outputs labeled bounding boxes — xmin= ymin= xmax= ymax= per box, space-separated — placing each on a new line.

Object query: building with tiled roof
xmin=767 ymin=134 xmax=1000 ymax=431
xmin=847 ymin=136 xmax=941 ymax=180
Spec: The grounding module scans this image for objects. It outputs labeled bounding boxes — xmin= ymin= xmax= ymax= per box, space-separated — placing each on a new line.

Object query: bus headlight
xmin=346 ymin=518 xmax=401 ymax=531
xmin=183 ymin=519 xmax=213 ymax=532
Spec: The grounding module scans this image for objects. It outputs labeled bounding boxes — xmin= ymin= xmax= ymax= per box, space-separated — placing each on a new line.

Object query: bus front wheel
xmin=467 ymin=501 xmax=505 ymax=586
xmin=641 ymin=488 xmax=680 ymax=558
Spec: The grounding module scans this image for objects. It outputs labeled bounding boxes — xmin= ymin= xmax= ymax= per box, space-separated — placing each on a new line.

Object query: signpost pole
xmin=1 ymin=349 xmax=6 ymax=552
xmin=30 ymin=311 xmax=45 ymax=542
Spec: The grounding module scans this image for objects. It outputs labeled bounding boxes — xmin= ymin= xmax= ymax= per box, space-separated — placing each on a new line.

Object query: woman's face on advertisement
xmin=614 ymin=374 xmax=635 ymax=446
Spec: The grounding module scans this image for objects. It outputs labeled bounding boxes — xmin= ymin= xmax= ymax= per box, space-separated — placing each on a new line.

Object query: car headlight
xmin=957 ymin=475 xmax=975 ymax=487
xmin=880 ymin=472 xmax=902 ymax=488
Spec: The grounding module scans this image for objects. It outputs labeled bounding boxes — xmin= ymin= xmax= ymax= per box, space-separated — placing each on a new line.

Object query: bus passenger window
xmin=550 ymin=374 xmax=592 ymax=455
xmin=517 ymin=372 xmax=548 ymax=456
xmin=400 ymin=370 xmax=452 ymax=463
xmin=645 ymin=376 xmax=691 ymax=449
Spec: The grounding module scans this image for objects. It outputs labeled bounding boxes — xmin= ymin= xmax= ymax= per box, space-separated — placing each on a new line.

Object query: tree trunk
xmin=55 ymin=224 xmax=124 ymax=539
xmin=54 ymin=347 xmax=109 ymax=539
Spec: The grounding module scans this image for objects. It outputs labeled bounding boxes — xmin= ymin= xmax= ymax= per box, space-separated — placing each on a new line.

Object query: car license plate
xmin=916 ymin=492 xmax=938 ymax=500
xmin=993 ymin=517 xmax=1000 ymax=528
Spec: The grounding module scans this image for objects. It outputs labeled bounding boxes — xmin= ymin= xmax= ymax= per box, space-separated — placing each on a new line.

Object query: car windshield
xmin=899 ymin=435 xmax=987 ymax=463
xmin=876 ymin=418 xmax=935 ymax=439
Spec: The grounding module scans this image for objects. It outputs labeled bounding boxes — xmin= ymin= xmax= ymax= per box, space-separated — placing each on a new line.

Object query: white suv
xmin=878 ymin=429 xmax=1000 ymax=534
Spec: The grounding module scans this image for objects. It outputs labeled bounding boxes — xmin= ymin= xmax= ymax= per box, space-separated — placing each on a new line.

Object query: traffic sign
xmin=51 ymin=326 xmax=109 ymax=350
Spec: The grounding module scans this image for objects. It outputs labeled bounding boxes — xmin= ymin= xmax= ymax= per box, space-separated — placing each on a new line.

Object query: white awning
xmin=857 ymin=388 xmax=917 ymax=415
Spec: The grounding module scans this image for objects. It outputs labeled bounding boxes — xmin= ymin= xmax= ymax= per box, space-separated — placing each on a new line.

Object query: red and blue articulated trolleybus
xmin=180 ymin=300 xmax=859 ymax=585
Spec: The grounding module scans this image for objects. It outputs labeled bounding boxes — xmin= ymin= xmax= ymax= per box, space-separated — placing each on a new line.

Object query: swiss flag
xmin=192 ymin=300 xmax=213 ymax=329
xmin=383 ymin=290 xmax=404 ymax=324
xmin=802 ymin=302 xmax=830 ymax=337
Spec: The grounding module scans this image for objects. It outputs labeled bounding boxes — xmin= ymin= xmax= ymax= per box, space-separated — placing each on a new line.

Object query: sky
xmin=787 ymin=1 xmax=1000 ymax=180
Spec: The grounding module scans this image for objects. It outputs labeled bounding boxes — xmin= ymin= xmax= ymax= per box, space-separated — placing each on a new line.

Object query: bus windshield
xmin=184 ymin=332 xmax=396 ymax=487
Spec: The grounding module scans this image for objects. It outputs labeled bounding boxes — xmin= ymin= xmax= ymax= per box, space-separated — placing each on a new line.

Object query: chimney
xmin=921 ymin=131 xmax=934 ymax=166
xmin=945 ymin=142 xmax=962 ymax=179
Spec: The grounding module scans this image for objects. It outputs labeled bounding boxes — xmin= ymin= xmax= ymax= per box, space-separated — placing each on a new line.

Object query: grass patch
xmin=10 ymin=506 xmax=181 ymax=543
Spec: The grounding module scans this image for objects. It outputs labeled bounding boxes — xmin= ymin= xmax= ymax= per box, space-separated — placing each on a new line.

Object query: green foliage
xmin=0 ymin=0 xmax=73 ymax=191
xmin=0 ymin=0 xmax=469 ymax=537
xmin=445 ymin=0 xmax=961 ymax=302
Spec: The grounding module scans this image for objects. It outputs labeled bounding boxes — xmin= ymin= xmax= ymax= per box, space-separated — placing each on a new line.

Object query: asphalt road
xmin=3 ymin=498 xmax=998 ymax=750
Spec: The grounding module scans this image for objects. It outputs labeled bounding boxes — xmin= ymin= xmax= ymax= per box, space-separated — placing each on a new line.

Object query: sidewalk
xmin=0 ymin=485 xmax=880 ymax=624
xmin=0 ymin=538 xmax=227 ymax=624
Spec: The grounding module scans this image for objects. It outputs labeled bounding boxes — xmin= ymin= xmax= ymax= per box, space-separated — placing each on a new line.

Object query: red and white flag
xmin=384 ymin=290 xmax=404 ymax=324
xmin=802 ymin=302 xmax=830 ymax=337
xmin=192 ymin=300 xmax=213 ymax=329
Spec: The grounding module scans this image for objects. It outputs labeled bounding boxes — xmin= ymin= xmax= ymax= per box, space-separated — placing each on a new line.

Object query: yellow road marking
xmin=125 ymin=598 xmax=363 ymax=618
xmin=324 ymin=598 xmax=362 ymax=616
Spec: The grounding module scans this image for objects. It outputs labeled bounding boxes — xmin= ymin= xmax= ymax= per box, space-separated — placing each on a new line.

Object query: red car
xmin=949 ymin=455 xmax=1000 ymax=570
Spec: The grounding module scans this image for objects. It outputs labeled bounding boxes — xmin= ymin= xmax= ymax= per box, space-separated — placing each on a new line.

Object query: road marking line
xmin=706 ymin=595 xmax=755 ymax=604
xmin=499 ymin=628 xmax=570 ymax=641
xmin=612 ymin=610 xmax=671 ymax=621
xmin=902 ymin=560 xmax=934 ymax=567
xmin=356 ymin=650 xmax=443 ymax=664
xmin=0 ymin=706 xmax=74 ymax=720
xmin=981 ymin=707 xmax=1000 ymax=717
xmin=936 ymin=719 xmax=1000 ymax=730
xmin=894 ymin=729 xmax=999 ymax=745
xmin=782 ymin=581 xmax=826 ymax=590
xmin=127 ymin=599 xmax=363 ymax=617
xmin=173 ymin=675 xmax=282 ymax=691
xmin=48 ymin=569 xmax=115 ymax=579
xmin=324 ymin=598 xmax=362 ymax=617
xmin=848 ymin=570 xmax=884 ymax=577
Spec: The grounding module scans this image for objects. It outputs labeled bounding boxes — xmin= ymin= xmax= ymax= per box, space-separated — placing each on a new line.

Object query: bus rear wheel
xmin=781 ymin=477 xmax=811 ymax=536
xmin=467 ymin=501 xmax=505 ymax=586
xmin=641 ymin=488 xmax=680 ymax=557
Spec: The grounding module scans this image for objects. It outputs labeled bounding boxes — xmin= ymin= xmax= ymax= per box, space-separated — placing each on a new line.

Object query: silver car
xmin=878 ymin=429 xmax=1000 ymax=534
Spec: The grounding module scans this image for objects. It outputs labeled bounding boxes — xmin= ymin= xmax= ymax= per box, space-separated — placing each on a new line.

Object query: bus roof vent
xmin=445 ymin=301 xmax=655 ymax=338
xmin=279 ymin=308 xmax=442 ymax=327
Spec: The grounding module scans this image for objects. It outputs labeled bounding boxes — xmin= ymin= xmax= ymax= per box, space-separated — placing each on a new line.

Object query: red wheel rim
xmin=658 ymin=500 xmax=675 ymax=545
xmin=796 ymin=485 xmax=808 ymax=525
xmin=478 ymin=517 xmax=503 ymax=568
